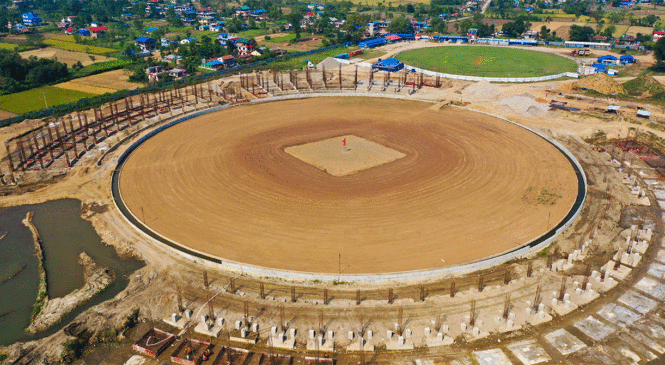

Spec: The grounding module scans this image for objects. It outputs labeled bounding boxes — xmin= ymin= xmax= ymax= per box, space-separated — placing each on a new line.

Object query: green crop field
xmin=265 ymin=33 xmax=297 ymax=43
xmin=44 ymin=39 xmax=117 ymax=55
xmin=0 ymin=42 xmax=19 ymax=50
xmin=394 ymin=46 xmax=578 ymax=78
xmin=0 ymin=86 xmax=95 ymax=114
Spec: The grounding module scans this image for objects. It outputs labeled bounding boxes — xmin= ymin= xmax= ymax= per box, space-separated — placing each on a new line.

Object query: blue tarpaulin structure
xmin=620 ymin=54 xmax=636 ymax=64
xmin=372 ymin=58 xmax=404 ymax=72
xmin=592 ymin=63 xmax=608 ymax=72
xmin=359 ymin=38 xmax=386 ymax=48
xmin=597 ymin=55 xmax=618 ymax=64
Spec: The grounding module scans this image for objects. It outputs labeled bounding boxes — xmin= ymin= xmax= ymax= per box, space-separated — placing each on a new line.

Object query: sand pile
xmin=462 ymin=80 xmax=500 ymax=101
xmin=495 ymin=95 xmax=549 ymax=117
xmin=317 ymin=57 xmax=343 ymax=70
xmin=575 ymin=73 xmax=625 ymax=95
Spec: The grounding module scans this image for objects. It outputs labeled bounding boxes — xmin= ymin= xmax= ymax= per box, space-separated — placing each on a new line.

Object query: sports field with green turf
xmin=394 ymin=46 xmax=577 ymax=78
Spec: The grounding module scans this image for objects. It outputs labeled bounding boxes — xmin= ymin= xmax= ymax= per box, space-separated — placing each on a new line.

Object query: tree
xmin=568 ymin=24 xmax=594 ymax=42
xmin=343 ymin=13 xmax=370 ymax=42
xmin=166 ymin=7 xmax=183 ymax=27
xmin=406 ymin=3 xmax=415 ymax=13
xmin=654 ymin=36 xmax=665 ymax=65
xmin=287 ymin=11 xmax=304 ymax=39
xmin=502 ymin=18 xmax=529 ymax=37
xmin=133 ymin=19 xmax=144 ymax=31
xmin=387 ymin=16 xmax=413 ymax=34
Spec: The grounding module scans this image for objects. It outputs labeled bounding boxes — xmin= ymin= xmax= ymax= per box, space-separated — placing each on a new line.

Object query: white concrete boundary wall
xmin=113 ymin=92 xmax=587 ymax=283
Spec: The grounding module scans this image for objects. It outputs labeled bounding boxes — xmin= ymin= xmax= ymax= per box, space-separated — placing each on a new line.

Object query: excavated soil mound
xmin=462 ymin=80 xmax=500 ymax=101
xmin=622 ymin=75 xmax=665 ymax=97
xmin=118 ymin=97 xmax=579 ymax=274
xmin=576 ymin=73 xmax=625 ymax=95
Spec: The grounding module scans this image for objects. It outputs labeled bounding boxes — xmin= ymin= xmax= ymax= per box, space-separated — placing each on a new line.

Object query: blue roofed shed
xmin=372 ymin=58 xmax=404 ymax=72
xmin=620 ymin=54 xmax=636 ymax=64
xmin=597 ymin=55 xmax=618 ymax=64
xmin=592 ymin=63 xmax=608 ymax=72
xmin=359 ymin=38 xmax=386 ymax=48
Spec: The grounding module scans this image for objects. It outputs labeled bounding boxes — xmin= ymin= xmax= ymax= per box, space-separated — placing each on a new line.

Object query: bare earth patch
xmin=118 ymin=97 xmax=579 ymax=274
xmin=284 ymin=135 xmax=406 ymax=176
xmin=55 ymin=69 xmax=144 ymax=93
xmin=19 ymin=47 xmax=114 ymax=67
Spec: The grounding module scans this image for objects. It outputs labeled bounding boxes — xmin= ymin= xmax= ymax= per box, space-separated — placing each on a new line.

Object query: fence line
xmin=0 ymin=43 xmax=349 ymax=127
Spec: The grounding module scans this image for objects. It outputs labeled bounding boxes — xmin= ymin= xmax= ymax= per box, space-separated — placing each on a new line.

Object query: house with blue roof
xmin=146 ymin=27 xmax=159 ymax=33
xmin=78 ymin=29 xmax=91 ymax=37
xmin=22 ymin=12 xmax=41 ymax=26
xmin=135 ymin=36 xmax=157 ymax=53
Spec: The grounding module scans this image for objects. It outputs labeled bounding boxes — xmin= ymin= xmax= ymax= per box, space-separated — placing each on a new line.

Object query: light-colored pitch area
xmin=284 ymin=135 xmax=406 ymax=176
xmin=118 ymin=97 xmax=579 ymax=274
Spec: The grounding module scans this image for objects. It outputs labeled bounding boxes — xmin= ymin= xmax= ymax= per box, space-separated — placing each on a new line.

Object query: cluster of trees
xmin=630 ymin=14 xmax=660 ymax=27
xmin=0 ymin=50 xmax=69 ymax=94
xmin=568 ymin=24 xmax=595 ymax=42
xmin=502 ymin=17 xmax=531 ymax=38
xmin=457 ymin=15 xmax=495 ymax=37
xmin=538 ymin=25 xmax=562 ymax=42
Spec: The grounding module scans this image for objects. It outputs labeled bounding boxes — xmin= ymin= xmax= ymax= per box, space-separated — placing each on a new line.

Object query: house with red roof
xmin=90 ymin=26 xmax=107 ymax=38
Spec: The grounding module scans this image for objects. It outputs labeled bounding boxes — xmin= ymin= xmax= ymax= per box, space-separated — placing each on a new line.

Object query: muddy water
xmin=0 ymin=199 xmax=143 ymax=345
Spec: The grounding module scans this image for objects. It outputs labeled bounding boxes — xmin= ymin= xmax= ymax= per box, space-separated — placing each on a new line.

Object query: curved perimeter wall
xmin=111 ymin=93 xmax=587 ymax=283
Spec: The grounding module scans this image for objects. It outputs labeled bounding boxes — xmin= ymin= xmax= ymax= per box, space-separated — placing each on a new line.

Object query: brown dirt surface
xmin=56 ymin=69 xmax=144 ymax=92
xmin=0 ymin=109 xmax=18 ymax=120
xmin=54 ymin=81 xmax=117 ymax=95
xmin=118 ymin=97 xmax=579 ymax=274
xmin=19 ymin=47 xmax=115 ymax=67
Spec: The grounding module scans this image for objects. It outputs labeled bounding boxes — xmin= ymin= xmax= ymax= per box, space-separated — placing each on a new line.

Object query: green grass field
xmin=265 ymin=33 xmax=297 ymax=43
xmin=0 ymin=86 xmax=95 ymax=114
xmin=394 ymin=46 xmax=578 ymax=78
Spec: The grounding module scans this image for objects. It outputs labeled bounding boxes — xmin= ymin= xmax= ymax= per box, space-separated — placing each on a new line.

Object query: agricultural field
xmin=0 ymin=86 xmax=95 ymax=114
xmin=237 ymin=29 xmax=270 ymax=38
xmin=264 ymin=33 xmax=297 ymax=43
xmin=394 ymin=46 xmax=577 ymax=77
xmin=625 ymin=26 xmax=654 ymax=37
xmin=0 ymin=42 xmax=19 ymax=50
xmin=19 ymin=47 xmax=115 ymax=67
xmin=55 ymin=69 xmax=144 ymax=95
xmin=44 ymin=39 xmax=117 ymax=55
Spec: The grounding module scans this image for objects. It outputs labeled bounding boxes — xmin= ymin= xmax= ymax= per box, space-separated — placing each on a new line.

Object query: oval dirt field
xmin=118 ymin=97 xmax=580 ymax=274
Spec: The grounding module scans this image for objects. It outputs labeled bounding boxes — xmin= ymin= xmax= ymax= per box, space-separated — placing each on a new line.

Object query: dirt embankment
xmin=22 ymin=211 xmax=47 ymax=324
xmin=26 ymin=252 xmax=116 ymax=334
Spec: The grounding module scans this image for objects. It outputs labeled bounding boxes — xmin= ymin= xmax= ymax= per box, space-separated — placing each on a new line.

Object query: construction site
xmin=3 ymin=47 xmax=665 ymax=365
